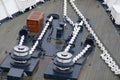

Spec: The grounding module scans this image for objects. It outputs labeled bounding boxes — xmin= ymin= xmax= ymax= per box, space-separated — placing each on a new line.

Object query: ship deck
xmin=0 ymin=0 xmax=120 ymax=80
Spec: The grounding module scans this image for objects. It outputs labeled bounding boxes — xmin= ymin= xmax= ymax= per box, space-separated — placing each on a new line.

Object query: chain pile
xmin=68 ymin=0 xmax=120 ymax=75
xmin=64 ymin=21 xmax=83 ymax=52
xmin=63 ymin=0 xmax=91 ymax=64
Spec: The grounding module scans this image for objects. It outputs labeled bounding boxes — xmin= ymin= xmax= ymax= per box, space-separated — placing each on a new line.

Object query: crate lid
xmin=27 ymin=11 xmax=44 ymax=21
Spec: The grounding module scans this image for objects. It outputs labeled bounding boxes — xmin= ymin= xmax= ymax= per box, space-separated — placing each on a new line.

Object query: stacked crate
xmin=27 ymin=11 xmax=44 ymax=33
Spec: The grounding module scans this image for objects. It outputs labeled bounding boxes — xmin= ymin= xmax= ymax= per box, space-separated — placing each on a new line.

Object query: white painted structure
xmin=103 ymin=0 xmax=117 ymax=10
xmin=110 ymin=0 xmax=120 ymax=25
xmin=0 ymin=1 xmax=8 ymax=20
xmin=103 ymin=0 xmax=120 ymax=25
xmin=15 ymin=0 xmax=36 ymax=12
xmin=0 ymin=0 xmax=44 ymax=23
xmin=111 ymin=5 xmax=120 ymax=25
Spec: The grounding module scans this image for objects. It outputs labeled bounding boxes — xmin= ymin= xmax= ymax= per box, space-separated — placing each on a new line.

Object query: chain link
xmin=19 ymin=35 xmax=25 ymax=46
xmin=72 ymin=44 xmax=91 ymax=63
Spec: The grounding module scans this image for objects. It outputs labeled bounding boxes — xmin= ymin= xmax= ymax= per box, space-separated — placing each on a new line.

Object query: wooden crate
xmin=26 ymin=11 xmax=44 ymax=33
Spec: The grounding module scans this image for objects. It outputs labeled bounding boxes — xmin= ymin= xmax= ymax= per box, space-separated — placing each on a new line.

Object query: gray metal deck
xmin=0 ymin=0 xmax=120 ymax=80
